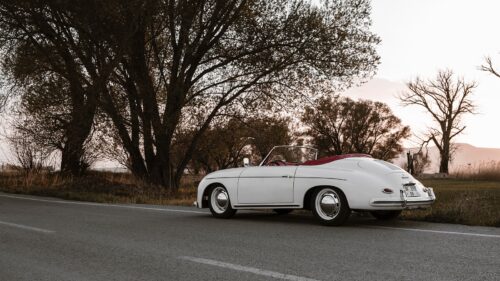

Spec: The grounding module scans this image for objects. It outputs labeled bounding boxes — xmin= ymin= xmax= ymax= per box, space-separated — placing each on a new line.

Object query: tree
xmin=0 ymin=0 xmax=127 ymax=175
xmin=7 ymin=127 xmax=54 ymax=173
xmin=101 ymin=0 xmax=380 ymax=189
xmin=481 ymin=56 xmax=500 ymax=78
xmin=185 ymin=115 xmax=292 ymax=173
xmin=302 ymin=96 xmax=410 ymax=161
xmin=400 ymin=70 xmax=476 ymax=174
xmin=189 ymin=119 xmax=252 ymax=173
xmin=243 ymin=116 xmax=292 ymax=161
xmin=0 ymin=0 xmax=380 ymax=189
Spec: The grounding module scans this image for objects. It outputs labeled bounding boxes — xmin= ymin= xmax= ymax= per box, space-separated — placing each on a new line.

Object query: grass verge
xmin=401 ymin=178 xmax=500 ymax=227
xmin=0 ymin=171 xmax=197 ymax=206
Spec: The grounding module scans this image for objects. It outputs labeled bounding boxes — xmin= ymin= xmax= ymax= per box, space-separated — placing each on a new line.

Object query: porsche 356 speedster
xmin=195 ymin=145 xmax=435 ymax=226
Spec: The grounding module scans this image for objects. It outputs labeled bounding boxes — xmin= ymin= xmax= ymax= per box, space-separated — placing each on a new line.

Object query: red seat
xmin=301 ymin=153 xmax=372 ymax=166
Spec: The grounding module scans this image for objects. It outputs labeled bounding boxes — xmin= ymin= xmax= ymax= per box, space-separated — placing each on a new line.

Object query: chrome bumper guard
xmin=371 ymin=186 xmax=436 ymax=208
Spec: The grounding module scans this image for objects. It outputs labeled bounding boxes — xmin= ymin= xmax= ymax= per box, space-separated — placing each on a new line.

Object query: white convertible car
xmin=195 ymin=146 xmax=436 ymax=226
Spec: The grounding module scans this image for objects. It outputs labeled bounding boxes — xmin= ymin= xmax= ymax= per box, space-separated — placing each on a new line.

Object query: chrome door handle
xmin=281 ymin=175 xmax=292 ymax=178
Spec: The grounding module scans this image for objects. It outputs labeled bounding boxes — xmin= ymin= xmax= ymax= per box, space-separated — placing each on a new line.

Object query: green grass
xmin=401 ymin=178 xmax=500 ymax=227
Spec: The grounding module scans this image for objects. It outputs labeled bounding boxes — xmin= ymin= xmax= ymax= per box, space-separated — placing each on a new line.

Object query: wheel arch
xmin=201 ymin=182 xmax=226 ymax=208
xmin=303 ymin=185 xmax=349 ymax=210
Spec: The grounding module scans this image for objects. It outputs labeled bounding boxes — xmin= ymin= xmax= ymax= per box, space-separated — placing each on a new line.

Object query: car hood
xmin=205 ymin=167 xmax=246 ymax=179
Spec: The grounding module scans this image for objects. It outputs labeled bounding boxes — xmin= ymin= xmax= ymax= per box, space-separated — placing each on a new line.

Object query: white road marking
xmin=0 ymin=193 xmax=207 ymax=214
xmin=179 ymin=256 xmax=321 ymax=281
xmin=369 ymin=225 xmax=500 ymax=238
xmin=0 ymin=220 xmax=54 ymax=234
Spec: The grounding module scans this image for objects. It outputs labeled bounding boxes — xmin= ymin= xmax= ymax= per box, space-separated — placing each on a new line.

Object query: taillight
xmin=382 ymin=188 xmax=393 ymax=194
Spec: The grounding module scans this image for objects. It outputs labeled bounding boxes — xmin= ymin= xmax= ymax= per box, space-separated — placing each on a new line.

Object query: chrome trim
xmin=233 ymin=204 xmax=300 ymax=208
xmin=207 ymin=176 xmax=346 ymax=181
xmin=315 ymin=188 xmax=341 ymax=220
xmin=400 ymin=190 xmax=407 ymax=207
xmin=371 ymin=199 xmax=435 ymax=207
xmin=210 ymin=187 xmax=229 ymax=214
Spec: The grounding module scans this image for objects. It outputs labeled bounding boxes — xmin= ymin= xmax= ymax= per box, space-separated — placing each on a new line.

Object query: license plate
xmin=403 ymin=185 xmax=420 ymax=197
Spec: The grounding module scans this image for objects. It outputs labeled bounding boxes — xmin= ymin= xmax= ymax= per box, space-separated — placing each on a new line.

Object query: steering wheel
xmin=268 ymin=160 xmax=286 ymax=166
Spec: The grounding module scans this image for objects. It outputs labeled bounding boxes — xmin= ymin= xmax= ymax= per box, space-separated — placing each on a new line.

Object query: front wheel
xmin=311 ymin=187 xmax=350 ymax=226
xmin=208 ymin=186 xmax=237 ymax=219
xmin=370 ymin=210 xmax=402 ymax=220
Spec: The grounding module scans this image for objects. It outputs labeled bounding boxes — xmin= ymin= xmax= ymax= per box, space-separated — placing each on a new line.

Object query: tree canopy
xmin=302 ymin=96 xmax=410 ymax=161
xmin=0 ymin=0 xmax=380 ymax=188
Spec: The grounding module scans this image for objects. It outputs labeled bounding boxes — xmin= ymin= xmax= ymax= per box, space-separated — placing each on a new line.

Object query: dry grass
xmin=451 ymin=161 xmax=500 ymax=181
xmin=401 ymin=178 xmax=500 ymax=227
xmin=0 ymin=171 xmax=198 ymax=206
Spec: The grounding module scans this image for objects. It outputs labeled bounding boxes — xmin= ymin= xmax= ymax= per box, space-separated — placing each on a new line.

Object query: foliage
xmin=185 ymin=116 xmax=292 ymax=173
xmin=302 ymin=96 xmax=410 ymax=160
xmin=0 ymin=0 xmax=125 ymax=175
xmin=0 ymin=0 xmax=380 ymax=188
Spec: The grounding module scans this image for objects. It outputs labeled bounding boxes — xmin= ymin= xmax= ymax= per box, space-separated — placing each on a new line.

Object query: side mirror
xmin=243 ymin=157 xmax=250 ymax=167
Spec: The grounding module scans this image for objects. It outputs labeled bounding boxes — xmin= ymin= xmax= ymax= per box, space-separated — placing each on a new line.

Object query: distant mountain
xmin=393 ymin=143 xmax=500 ymax=173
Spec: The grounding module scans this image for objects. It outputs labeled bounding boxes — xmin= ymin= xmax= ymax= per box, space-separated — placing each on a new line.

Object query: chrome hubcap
xmin=211 ymin=187 xmax=229 ymax=213
xmin=316 ymin=189 xmax=341 ymax=220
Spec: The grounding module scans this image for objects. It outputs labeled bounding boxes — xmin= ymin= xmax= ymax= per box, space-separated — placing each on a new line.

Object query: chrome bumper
xmin=370 ymin=187 xmax=436 ymax=208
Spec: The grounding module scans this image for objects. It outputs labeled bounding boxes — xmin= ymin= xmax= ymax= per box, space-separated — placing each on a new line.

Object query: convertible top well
xmin=301 ymin=153 xmax=372 ymax=166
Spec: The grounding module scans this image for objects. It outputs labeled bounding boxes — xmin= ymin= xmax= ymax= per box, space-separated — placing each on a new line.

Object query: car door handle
xmin=281 ymin=175 xmax=293 ymax=178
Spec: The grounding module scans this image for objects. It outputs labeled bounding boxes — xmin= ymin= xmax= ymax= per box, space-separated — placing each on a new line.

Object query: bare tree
xmin=481 ymin=56 xmax=500 ymax=78
xmin=400 ymin=70 xmax=476 ymax=174
xmin=7 ymin=129 xmax=54 ymax=173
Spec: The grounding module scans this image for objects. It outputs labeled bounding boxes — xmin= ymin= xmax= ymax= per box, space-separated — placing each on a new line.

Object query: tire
xmin=273 ymin=209 xmax=293 ymax=215
xmin=370 ymin=210 xmax=402 ymax=220
xmin=208 ymin=186 xmax=237 ymax=219
xmin=311 ymin=187 xmax=350 ymax=226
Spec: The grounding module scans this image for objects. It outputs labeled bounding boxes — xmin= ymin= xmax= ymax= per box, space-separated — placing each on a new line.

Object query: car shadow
xmin=226 ymin=210 xmax=401 ymax=227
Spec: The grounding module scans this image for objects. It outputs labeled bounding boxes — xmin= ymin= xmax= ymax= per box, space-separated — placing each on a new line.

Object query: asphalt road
xmin=0 ymin=192 xmax=499 ymax=281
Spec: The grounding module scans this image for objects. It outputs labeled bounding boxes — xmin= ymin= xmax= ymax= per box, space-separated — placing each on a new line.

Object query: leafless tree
xmin=400 ymin=70 xmax=476 ymax=174
xmin=481 ymin=56 xmax=500 ymax=78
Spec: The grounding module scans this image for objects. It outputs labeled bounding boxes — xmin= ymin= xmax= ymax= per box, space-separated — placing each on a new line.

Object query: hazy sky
xmin=345 ymin=0 xmax=500 ymax=148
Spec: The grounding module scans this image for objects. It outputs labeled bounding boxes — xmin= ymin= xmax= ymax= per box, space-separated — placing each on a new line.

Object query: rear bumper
xmin=370 ymin=199 xmax=435 ymax=208
xmin=370 ymin=187 xmax=436 ymax=209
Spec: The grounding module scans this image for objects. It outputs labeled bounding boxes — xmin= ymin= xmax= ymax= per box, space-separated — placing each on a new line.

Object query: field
xmin=0 ymin=172 xmax=498 ymax=227
xmin=401 ymin=178 xmax=500 ymax=227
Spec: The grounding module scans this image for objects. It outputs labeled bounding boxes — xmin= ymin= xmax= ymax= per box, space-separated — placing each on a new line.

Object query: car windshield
xmin=261 ymin=146 xmax=318 ymax=166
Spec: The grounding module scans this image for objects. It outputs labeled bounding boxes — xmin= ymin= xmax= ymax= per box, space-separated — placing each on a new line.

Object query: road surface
xmin=0 ymin=192 xmax=499 ymax=281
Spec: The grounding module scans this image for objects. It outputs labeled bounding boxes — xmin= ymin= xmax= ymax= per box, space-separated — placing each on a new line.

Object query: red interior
xmin=301 ymin=153 xmax=372 ymax=166
xmin=266 ymin=153 xmax=372 ymax=166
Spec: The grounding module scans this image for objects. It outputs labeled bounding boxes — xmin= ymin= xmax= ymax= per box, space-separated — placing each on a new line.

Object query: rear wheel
xmin=273 ymin=209 xmax=293 ymax=215
xmin=311 ymin=187 xmax=350 ymax=226
xmin=370 ymin=210 xmax=402 ymax=220
xmin=208 ymin=186 xmax=236 ymax=219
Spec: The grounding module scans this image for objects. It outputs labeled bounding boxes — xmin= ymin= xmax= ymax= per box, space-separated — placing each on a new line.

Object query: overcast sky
xmin=344 ymin=0 xmax=500 ymax=148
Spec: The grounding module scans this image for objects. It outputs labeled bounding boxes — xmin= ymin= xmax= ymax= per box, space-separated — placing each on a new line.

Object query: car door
xmin=236 ymin=166 xmax=297 ymax=205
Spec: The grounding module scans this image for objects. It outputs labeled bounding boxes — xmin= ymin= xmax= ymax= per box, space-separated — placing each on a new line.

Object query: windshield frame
xmin=259 ymin=145 xmax=318 ymax=167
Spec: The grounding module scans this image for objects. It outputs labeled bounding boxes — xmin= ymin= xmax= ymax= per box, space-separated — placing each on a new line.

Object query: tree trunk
xmin=439 ymin=152 xmax=449 ymax=174
xmin=439 ymin=140 xmax=450 ymax=174
xmin=60 ymin=110 xmax=95 ymax=175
